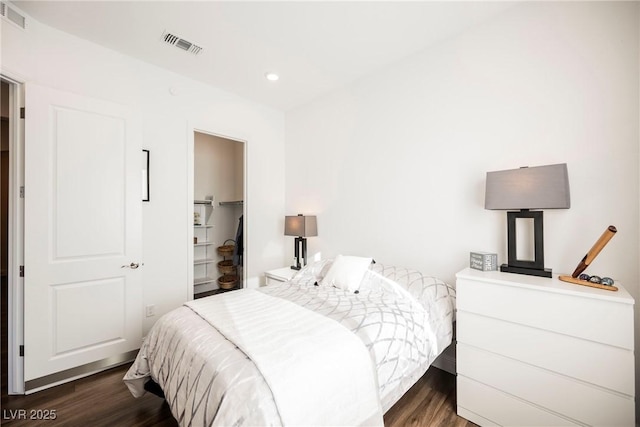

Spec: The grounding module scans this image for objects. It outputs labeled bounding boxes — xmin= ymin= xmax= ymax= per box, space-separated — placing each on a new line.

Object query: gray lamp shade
xmin=485 ymin=163 xmax=570 ymax=210
xmin=284 ymin=215 xmax=318 ymax=237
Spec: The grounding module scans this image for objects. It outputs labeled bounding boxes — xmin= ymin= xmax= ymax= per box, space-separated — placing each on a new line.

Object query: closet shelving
xmin=193 ymin=200 xmax=216 ymax=289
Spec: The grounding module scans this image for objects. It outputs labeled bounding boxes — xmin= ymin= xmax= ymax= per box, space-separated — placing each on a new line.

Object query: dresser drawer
xmin=457 ymin=311 xmax=635 ymax=395
xmin=457 ymin=375 xmax=580 ymax=427
xmin=456 ymin=278 xmax=633 ymax=349
xmin=458 ymin=344 xmax=635 ymax=426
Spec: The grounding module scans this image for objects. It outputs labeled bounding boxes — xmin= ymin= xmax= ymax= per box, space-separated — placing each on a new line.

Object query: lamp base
xmin=500 ymin=264 xmax=552 ymax=278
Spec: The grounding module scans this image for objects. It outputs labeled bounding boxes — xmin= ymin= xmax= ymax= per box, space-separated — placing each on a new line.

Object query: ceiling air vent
xmin=161 ymin=31 xmax=203 ymax=56
xmin=1 ymin=2 xmax=27 ymax=29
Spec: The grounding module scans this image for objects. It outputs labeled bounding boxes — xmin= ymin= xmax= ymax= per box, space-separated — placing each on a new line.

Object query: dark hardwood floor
xmin=1 ymin=363 xmax=474 ymax=426
xmin=1 ymin=363 xmax=179 ymax=427
xmin=2 ymin=278 xmax=475 ymax=426
xmin=384 ymin=367 xmax=475 ymax=427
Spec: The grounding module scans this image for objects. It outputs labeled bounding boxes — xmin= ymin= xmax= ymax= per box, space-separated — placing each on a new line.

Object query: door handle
xmin=121 ymin=262 xmax=140 ymax=269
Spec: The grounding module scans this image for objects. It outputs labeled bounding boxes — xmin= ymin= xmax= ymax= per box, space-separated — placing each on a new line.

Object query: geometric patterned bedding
xmin=123 ymin=260 xmax=456 ymax=426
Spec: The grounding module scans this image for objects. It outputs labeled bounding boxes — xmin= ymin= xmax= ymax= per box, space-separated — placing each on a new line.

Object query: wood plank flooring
xmin=1 ymin=362 xmax=475 ymax=426
xmin=384 ymin=367 xmax=475 ymax=427
xmin=1 ymin=363 xmax=178 ymax=427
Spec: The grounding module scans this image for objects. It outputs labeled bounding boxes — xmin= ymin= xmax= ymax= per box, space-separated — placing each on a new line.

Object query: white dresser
xmin=456 ymin=268 xmax=635 ymax=427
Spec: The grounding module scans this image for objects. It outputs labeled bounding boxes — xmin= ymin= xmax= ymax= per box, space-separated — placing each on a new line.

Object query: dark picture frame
xmin=142 ymin=149 xmax=150 ymax=202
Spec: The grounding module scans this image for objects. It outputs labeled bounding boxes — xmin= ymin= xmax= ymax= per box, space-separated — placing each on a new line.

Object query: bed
xmin=123 ymin=256 xmax=456 ymax=426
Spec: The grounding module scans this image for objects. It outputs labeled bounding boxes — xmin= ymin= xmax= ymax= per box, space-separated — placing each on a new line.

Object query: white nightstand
xmin=455 ymin=268 xmax=635 ymax=427
xmin=264 ymin=267 xmax=298 ymax=285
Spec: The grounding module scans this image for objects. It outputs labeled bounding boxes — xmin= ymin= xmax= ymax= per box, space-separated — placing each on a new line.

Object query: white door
xmin=23 ymin=83 xmax=142 ymax=388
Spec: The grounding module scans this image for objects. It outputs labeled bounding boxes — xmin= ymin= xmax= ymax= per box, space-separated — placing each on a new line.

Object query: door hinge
xmin=20 ymin=107 xmax=25 ymax=119
xmin=19 ymin=265 xmax=24 ymax=277
xmin=19 ymin=345 xmax=24 ymax=357
xmin=20 ymin=186 xmax=24 ymax=198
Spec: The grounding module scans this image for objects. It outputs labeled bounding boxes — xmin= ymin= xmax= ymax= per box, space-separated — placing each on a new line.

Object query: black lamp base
xmin=503 ymin=210 xmax=552 ymax=279
xmin=500 ymin=264 xmax=552 ymax=278
xmin=290 ymin=236 xmax=306 ymax=270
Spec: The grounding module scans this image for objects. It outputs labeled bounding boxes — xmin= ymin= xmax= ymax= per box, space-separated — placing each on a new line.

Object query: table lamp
xmin=284 ymin=214 xmax=318 ymax=270
xmin=485 ymin=163 xmax=570 ymax=278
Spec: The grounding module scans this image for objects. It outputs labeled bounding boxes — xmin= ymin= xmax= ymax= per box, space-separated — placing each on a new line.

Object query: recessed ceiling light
xmin=265 ymin=72 xmax=279 ymax=82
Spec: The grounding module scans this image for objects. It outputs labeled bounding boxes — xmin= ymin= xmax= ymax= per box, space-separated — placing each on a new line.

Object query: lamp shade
xmin=485 ymin=163 xmax=570 ymax=210
xmin=284 ymin=215 xmax=318 ymax=237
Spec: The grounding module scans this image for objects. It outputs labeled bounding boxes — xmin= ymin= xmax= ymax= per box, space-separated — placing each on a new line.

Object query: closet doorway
xmin=193 ymin=131 xmax=245 ymax=298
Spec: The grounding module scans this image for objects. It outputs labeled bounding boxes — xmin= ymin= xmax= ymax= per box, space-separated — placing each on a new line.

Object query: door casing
xmin=2 ymin=72 xmax=25 ymax=395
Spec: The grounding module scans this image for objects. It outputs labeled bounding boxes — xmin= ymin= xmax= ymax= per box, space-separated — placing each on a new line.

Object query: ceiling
xmin=13 ymin=1 xmax=516 ymax=111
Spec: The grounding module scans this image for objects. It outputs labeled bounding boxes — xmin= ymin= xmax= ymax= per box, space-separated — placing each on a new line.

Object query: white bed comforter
xmin=123 ymin=261 xmax=456 ymax=426
xmin=185 ymin=289 xmax=383 ymax=426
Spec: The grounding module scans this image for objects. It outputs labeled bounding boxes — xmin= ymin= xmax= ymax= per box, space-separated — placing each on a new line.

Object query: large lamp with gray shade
xmin=285 ymin=214 xmax=318 ymax=270
xmin=485 ymin=163 xmax=570 ymax=278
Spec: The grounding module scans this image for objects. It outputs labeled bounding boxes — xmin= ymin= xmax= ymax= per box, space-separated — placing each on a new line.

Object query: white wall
xmin=286 ymin=0 xmax=640 ymax=419
xmin=1 ymin=13 xmax=286 ymax=334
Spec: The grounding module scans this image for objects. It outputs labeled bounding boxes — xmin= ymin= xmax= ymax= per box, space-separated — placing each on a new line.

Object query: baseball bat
xmin=571 ymin=225 xmax=617 ymax=278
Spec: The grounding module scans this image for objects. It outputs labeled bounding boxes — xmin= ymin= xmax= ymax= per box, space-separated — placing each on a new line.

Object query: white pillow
xmin=321 ymin=255 xmax=373 ymax=292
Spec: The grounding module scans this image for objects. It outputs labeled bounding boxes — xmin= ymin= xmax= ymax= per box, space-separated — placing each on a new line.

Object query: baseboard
xmin=25 ymin=349 xmax=138 ymax=393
